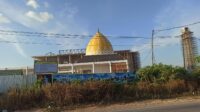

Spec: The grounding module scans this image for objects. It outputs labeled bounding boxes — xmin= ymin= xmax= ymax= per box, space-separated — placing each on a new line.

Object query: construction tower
xmin=181 ymin=27 xmax=197 ymax=71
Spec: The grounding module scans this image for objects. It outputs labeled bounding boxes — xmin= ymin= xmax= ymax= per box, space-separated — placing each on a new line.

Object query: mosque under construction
xmin=33 ymin=30 xmax=140 ymax=76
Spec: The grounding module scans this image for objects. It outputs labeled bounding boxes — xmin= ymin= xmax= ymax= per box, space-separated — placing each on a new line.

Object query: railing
xmin=59 ymin=49 xmax=85 ymax=55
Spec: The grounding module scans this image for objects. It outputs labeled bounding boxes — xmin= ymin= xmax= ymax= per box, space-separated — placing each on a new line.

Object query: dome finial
xmin=97 ymin=28 xmax=100 ymax=33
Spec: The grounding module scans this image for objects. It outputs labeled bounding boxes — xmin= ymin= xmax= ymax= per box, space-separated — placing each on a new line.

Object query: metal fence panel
xmin=0 ymin=75 xmax=37 ymax=93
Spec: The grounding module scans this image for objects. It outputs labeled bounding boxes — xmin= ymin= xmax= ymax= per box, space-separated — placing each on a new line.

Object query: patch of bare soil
xmin=16 ymin=96 xmax=200 ymax=112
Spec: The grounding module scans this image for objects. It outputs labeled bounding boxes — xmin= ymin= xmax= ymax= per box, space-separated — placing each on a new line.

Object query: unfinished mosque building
xmin=33 ymin=30 xmax=140 ymax=75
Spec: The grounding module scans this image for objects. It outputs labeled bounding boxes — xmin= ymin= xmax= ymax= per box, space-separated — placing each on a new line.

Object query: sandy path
xmin=16 ymin=96 xmax=200 ymax=112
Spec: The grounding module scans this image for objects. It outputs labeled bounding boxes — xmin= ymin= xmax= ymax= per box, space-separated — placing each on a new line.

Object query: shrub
xmin=1 ymin=62 xmax=200 ymax=111
xmin=137 ymin=63 xmax=189 ymax=83
xmin=0 ymin=87 xmax=44 ymax=110
xmin=0 ymin=79 xmax=195 ymax=111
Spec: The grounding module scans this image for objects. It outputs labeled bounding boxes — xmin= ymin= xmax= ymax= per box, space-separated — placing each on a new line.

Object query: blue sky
xmin=0 ymin=0 xmax=200 ymax=68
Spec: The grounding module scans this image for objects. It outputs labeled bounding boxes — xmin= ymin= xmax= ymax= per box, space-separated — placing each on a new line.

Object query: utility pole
xmin=151 ymin=30 xmax=155 ymax=65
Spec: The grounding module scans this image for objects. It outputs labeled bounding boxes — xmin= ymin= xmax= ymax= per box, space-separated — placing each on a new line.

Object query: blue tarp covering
xmin=52 ymin=72 xmax=136 ymax=83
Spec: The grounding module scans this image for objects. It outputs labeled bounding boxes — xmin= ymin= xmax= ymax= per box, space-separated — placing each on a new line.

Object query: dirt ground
xmin=16 ymin=96 xmax=200 ymax=112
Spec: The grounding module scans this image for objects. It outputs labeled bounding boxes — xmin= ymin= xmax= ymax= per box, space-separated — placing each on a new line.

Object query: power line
xmin=154 ymin=35 xmax=181 ymax=39
xmin=0 ymin=29 xmax=150 ymax=39
xmin=141 ymin=48 xmax=152 ymax=63
xmin=0 ymin=40 xmax=63 ymax=45
xmin=155 ymin=21 xmax=200 ymax=32
xmin=0 ymin=40 xmax=154 ymax=46
xmin=0 ymin=29 xmax=185 ymax=40
xmin=151 ymin=20 xmax=200 ymax=66
xmin=0 ymin=30 xmax=182 ymax=40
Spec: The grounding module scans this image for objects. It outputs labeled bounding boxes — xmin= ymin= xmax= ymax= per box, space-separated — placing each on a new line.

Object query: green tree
xmin=195 ymin=56 xmax=200 ymax=68
xmin=137 ymin=63 xmax=188 ymax=83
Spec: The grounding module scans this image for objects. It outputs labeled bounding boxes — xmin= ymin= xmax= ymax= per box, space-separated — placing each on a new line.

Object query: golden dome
xmin=86 ymin=30 xmax=113 ymax=55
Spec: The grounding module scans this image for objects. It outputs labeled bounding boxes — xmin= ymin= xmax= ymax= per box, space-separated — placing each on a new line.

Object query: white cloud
xmin=0 ymin=0 xmax=88 ymax=59
xmin=41 ymin=2 xmax=89 ymax=49
xmin=0 ymin=13 xmax=10 ymax=24
xmin=14 ymin=41 xmax=28 ymax=58
xmin=25 ymin=11 xmax=53 ymax=23
xmin=0 ymin=27 xmax=28 ymax=58
xmin=0 ymin=1 xmax=40 ymax=28
xmin=27 ymin=0 xmax=39 ymax=9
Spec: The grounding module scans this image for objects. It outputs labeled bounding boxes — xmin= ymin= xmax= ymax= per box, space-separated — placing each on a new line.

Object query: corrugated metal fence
xmin=0 ymin=75 xmax=37 ymax=93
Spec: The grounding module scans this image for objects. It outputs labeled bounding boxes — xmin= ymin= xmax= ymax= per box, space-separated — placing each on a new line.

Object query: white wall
xmin=94 ymin=64 xmax=110 ymax=73
xmin=0 ymin=75 xmax=36 ymax=93
xmin=74 ymin=65 xmax=93 ymax=73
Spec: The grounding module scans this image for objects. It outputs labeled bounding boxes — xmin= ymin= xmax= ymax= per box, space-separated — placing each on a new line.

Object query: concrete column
xmin=92 ymin=63 xmax=95 ymax=73
xmin=71 ymin=64 xmax=74 ymax=74
xmin=126 ymin=60 xmax=129 ymax=72
xmin=109 ymin=61 xmax=112 ymax=73
xmin=69 ymin=55 xmax=71 ymax=63
xmin=57 ymin=56 xmax=60 ymax=64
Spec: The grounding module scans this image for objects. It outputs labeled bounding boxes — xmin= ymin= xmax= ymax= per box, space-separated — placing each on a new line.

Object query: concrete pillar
xmin=71 ymin=64 xmax=74 ymax=74
xmin=126 ymin=60 xmax=129 ymax=72
xmin=69 ymin=55 xmax=71 ymax=63
xmin=109 ymin=61 xmax=112 ymax=73
xmin=57 ymin=56 xmax=60 ymax=64
xmin=92 ymin=63 xmax=95 ymax=73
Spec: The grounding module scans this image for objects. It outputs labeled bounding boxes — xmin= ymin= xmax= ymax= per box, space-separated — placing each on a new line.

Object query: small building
xmin=32 ymin=31 xmax=140 ymax=76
